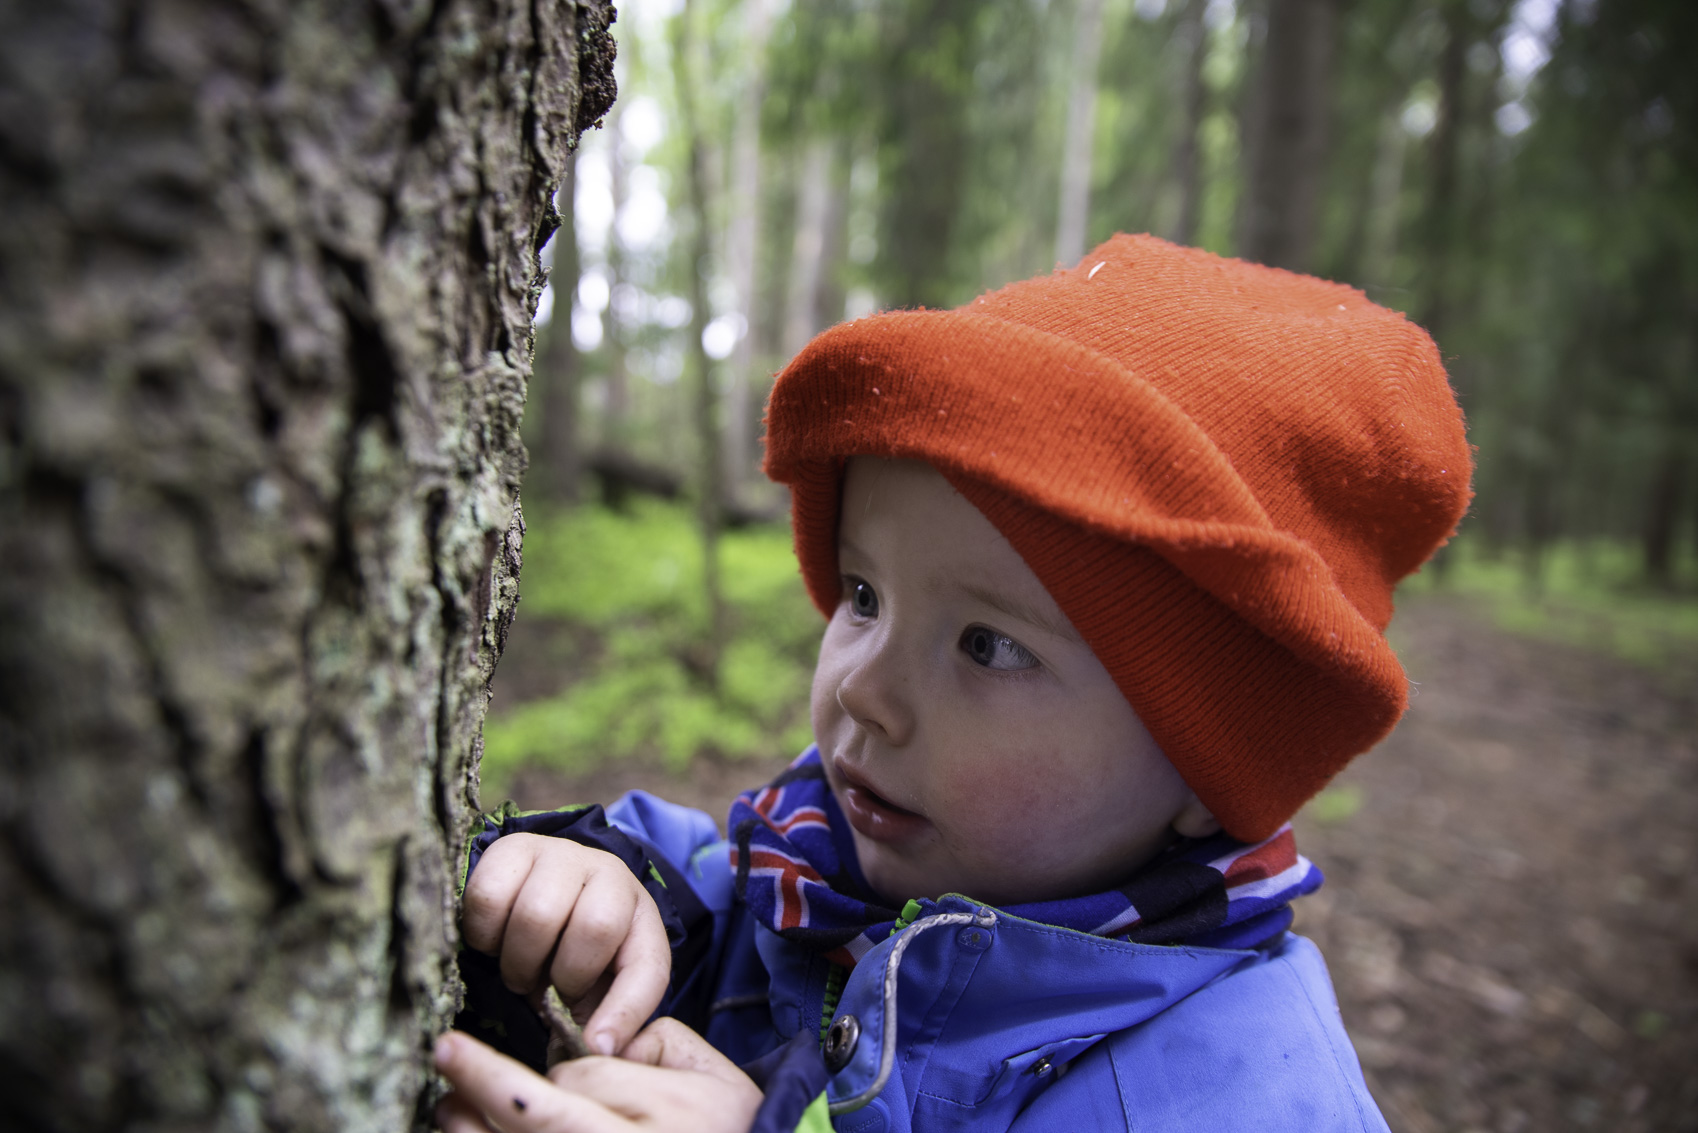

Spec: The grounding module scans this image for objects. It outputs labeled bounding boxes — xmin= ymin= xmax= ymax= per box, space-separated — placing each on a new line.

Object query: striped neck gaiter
xmin=729 ymin=747 xmax=1324 ymax=970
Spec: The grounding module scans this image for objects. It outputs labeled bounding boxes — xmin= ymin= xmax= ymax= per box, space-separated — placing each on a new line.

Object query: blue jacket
xmin=458 ymin=791 xmax=1390 ymax=1133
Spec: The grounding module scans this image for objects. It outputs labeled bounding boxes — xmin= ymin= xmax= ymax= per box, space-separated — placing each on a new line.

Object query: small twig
xmin=532 ymin=985 xmax=593 ymax=1066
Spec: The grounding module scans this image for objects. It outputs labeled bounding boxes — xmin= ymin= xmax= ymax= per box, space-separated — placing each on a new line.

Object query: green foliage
xmin=1401 ymin=534 xmax=1698 ymax=673
xmin=481 ymin=501 xmax=819 ymax=790
xmin=1306 ymin=784 xmax=1366 ymax=825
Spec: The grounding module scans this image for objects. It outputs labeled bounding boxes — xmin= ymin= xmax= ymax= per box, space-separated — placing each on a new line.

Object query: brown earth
xmin=492 ymin=593 xmax=1698 ymax=1133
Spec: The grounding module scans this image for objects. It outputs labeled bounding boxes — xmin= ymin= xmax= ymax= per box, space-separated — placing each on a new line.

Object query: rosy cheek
xmin=933 ymin=759 xmax=1042 ymax=832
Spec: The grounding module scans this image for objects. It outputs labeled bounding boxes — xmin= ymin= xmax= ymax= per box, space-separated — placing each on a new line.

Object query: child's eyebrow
xmin=954 ymin=581 xmax=1082 ymax=644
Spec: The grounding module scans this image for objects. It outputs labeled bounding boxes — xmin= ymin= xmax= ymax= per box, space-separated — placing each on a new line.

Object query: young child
xmin=433 ymin=234 xmax=1471 ymax=1133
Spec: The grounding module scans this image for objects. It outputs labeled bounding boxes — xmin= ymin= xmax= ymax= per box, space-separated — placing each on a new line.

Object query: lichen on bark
xmin=0 ymin=1 xmax=614 ymax=1128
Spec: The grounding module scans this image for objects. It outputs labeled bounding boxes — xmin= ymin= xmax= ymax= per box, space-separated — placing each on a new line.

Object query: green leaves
xmin=481 ymin=502 xmax=819 ymax=786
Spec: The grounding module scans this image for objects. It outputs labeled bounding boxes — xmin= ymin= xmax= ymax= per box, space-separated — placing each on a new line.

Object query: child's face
xmin=812 ymin=458 xmax=1206 ymax=907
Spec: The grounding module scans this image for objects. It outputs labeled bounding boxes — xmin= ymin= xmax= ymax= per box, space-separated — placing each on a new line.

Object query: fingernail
xmin=590 ymin=1030 xmax=615 ymax=1056
xmin=433 ymin=1033 xmax=457 ymax=1068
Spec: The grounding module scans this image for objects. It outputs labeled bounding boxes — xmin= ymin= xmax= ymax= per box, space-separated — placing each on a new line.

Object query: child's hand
xmin=462 ymin=833 xmax=671 ymax=1056
xmin=434 ymin=1021 xmax=764 ymax=1133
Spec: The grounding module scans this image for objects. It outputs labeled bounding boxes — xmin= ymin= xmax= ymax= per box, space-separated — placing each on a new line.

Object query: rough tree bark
xmin=0 ymin=2 xmax=614 ymax=1129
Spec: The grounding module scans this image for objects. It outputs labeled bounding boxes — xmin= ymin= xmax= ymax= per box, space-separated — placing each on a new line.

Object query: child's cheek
xmin=934 ymin=752 xmax=1055 ymax=836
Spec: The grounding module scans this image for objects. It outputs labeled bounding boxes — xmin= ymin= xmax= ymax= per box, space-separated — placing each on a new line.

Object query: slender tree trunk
xmin=1643 ymin=447 xmax=1686 ymax=587
xmin=539 ymin=151 xmax=584 ymax=503
xmin=817 ymin=153 xmax=853 ymax=329
xmin=879 ymin=0 xmax=976 ymax=310
xmin=1238 ymin=0 xmax=1341 ymax=270
xmin=724 ymin=0 xmax=774 ymax=502
xmin=673 ymin=3 xmax=726 ymax=675
xmin=1362 ymin=100 xmax=1409 ymax=288
xmin=1414 ymin=0 xmax=1468 ymax=342
xmin=1056 ymin=0 xmax=1106 ymax=266
xmin=1169 ymin=0 xmax=1210 ymax=248
xmin=0 ymin=2 xmax=614 ymax=1129
xmin=784 ymin=138 xmax=841 ymax=358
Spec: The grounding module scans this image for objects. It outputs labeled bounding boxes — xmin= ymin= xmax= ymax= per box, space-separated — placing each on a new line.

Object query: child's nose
xmin=835 ymin=636 xmax=916 ymax=746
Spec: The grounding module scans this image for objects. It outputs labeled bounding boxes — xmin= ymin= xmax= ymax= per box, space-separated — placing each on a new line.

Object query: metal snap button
xmin=823 ymin=1013 xmax=861 ymax=1073
xmin=1030 ymin=1056 xmax=1053 ymax=1076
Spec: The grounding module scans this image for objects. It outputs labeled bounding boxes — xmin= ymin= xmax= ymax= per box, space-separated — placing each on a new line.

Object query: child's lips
xmin=834 ymin=763 xmax=928 ymax=843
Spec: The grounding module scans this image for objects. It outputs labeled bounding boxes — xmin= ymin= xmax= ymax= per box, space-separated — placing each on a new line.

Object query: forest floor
xmin=491 ymin=592 xmax=1698 ymax=1133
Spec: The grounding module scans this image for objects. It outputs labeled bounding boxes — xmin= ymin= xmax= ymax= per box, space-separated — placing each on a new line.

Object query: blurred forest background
xmin=486 ymin=0 xmax=1698 ymax=786
xmin=482 ymin=1 xmax=1697 ymax=1129
xmin=485 ymin=1 xmax=1696 ymax=1128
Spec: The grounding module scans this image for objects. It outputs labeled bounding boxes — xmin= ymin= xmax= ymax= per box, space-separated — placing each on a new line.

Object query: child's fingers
xmin=499 ymin=861 xmax=590 ymax=995
xmin=579 ymin=894 xmax=670 ymax=1057
xmin=549 ymin=870 xmax=637 ymax=1002
xmin=433 ymin=1032 xmax=629 ymax=1133
xmin=619 ymin=1017 xmax=751 ymax=1085
xmin=546 ymin=1057 xmax=663 ymax=1113
xmin=545 ymin=1053 xmax=762 ymax=1130
xmin=461 ymin=836 xmax=544 ymax=955
xmin=434 ymin=1091 xmax=497 ymax=1133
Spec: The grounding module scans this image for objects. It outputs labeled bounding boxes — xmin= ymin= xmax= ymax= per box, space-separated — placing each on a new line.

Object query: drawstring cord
xmin=827 ymin=909 xmax=998 ymax=1116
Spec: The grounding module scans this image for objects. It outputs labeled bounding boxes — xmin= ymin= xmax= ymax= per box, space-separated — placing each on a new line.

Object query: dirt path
xmin=495 ymin=593 xmax=1698 ymax=1133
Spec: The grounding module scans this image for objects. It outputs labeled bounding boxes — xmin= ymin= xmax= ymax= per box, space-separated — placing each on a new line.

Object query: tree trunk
xmin=0 ymin=2 xmax=614 ymax=1129
xmin=1361 ymin=99 xmax=1410 ymax=289
xmin=1168 ymin=0 xmax=1210 ymax=248
xmin=1238 ymin=0 xmax=1341 ymax=271
xmin=673 ymin=2 xmax=726 ymax=675
xmin=783 ymin=138 xmax=842 ymax=359
xmin=878 ymin=0 xmax=976 ymax=310
xmin=1414 ymin=0 xmax=1468 ymax=343
xmin=1643 ymin=446 xmax=1686 ymax=587
xmin=1056 ymin=0 xmax=1105 ymax=267
xmin=723 ymin=0 xmax=774 ymax=503
xmin=538 ymin=150 xmax=584 ymax=503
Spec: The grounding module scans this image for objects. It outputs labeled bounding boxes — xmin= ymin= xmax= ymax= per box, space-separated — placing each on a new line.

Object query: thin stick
xmin=533 ymin=985 xmax=593 ymax=1066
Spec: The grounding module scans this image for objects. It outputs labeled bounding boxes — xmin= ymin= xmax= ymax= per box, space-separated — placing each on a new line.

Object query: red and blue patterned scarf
xmin=730 ymin=747 xmax=1322 ymax=969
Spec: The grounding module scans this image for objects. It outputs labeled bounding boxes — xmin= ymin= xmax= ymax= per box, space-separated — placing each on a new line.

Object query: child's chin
xmin=853 ymin=840 xmax=938 ymax=907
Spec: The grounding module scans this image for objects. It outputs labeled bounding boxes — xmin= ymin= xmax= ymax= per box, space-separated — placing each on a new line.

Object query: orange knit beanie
xmin=762 ymin=234 xmax=1471 ymax=842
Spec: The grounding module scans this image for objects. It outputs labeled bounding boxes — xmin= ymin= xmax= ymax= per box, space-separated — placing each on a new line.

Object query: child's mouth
xmin=835 ymin=765 xmax=928 ymax=842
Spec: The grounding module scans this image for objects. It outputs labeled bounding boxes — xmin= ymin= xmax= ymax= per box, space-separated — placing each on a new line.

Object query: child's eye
xmin=959 ymin=626 xmax=1038 ymax=672
xmin=846 ymin=578 xmax=879 ymax=619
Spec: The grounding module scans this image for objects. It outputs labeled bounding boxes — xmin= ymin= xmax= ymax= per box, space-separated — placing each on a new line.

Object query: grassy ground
xmin=1400 ymin=536 xmax=1698 ymax=676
